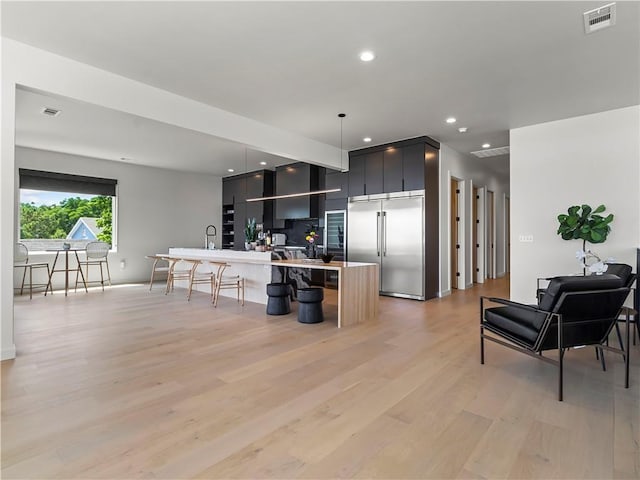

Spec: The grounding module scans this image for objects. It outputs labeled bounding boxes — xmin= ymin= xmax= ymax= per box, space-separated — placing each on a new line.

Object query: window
xmin=18 ymin=169 xmax=117 ymax=252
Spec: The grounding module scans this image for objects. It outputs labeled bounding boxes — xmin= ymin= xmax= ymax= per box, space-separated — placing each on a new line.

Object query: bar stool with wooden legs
xmin=213 ymin=269 xmax=245 ymax=307
xmin=14 ymin=242 xmax=52 ymax=299
xmin=188 ymin=260 xmax=226 ymax=302
xmin=146 ymin=254 xmax=171 ymax=291
xmin=165 ymin=258 xmax=200 ymax=299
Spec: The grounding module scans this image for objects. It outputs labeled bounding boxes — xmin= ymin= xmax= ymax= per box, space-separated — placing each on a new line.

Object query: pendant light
xmin=338 ymin=112 xmax=346 ymax=172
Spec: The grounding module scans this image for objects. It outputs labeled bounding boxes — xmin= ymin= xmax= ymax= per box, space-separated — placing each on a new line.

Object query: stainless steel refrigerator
xmin=347 ymin=191 xmax=424 ymax=300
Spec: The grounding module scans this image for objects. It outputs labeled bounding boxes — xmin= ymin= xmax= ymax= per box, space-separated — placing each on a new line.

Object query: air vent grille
xmin=41 ymin=107 xmax=61 ymax=117
xmin=470 ymin=146 xmax=510 ymax=158
xmin=583 ymin=3 xmax=616 ymax=34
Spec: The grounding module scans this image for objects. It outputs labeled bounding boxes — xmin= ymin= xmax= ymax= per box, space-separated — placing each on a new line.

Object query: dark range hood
xmin=275 ymin=162 xmax=325 ymax=219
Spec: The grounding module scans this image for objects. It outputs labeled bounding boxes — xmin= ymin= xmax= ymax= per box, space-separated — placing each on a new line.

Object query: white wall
xmin=15 ymin=147 xmax=222 ymax=289
xmin=510 ymin=105 xmax=640 ymax=303
xmin=439 ymin=144 xmax=510 ymax=296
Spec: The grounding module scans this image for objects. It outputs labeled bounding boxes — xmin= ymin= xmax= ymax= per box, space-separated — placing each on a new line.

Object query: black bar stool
xmin=266 ymin=283 xmax=291 ymax=315
xmin=297 ymin=287 xmax=324 ymax=324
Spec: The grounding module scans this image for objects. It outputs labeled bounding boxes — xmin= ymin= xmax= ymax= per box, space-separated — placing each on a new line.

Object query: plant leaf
xmin=593 ymin=204 xmax=606 ymax=214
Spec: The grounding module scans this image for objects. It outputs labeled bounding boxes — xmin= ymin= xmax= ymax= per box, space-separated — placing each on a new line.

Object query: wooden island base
xmin=270 ymin=260 xmax=379 ymax=327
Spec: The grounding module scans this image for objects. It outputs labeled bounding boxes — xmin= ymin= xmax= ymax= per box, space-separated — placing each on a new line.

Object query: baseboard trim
xmin=1 ymin=344 xmax=16 ymax=361
xmin=497 ymin=271 xmax=506 ymax=278
xmin=438 ymin=289 xmax=451 ymax=298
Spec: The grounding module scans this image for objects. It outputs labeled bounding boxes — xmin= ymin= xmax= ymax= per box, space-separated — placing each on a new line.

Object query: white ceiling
xmin=3 ymin=1 xmax=639 ymax=177
xmin=15 ymin=88 xmax=294 ymax=175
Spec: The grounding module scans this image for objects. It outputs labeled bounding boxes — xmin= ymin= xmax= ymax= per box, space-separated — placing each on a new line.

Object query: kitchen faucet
xmin=205 ymin=225 xmax=217 ymax=249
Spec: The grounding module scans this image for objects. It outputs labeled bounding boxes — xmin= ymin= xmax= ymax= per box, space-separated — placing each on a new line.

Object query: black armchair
xmin=538 ymin=264 xmax=637 ymax=351
xmin=480 ymin=274 xmax=634 ymax=401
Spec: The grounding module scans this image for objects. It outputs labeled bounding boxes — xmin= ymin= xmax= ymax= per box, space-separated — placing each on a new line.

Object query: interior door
xmin=487 ymin=190 xmax=495 ymax=278
xmin=473 ymin=186 xmax=479 ymax=283
xmin=347 ymin=200 xmax=381 ymax=269
xmin=450 ymin=179 xmax=459 ymax=289
xmin=381 ymin=196 xmax=424 ymax=298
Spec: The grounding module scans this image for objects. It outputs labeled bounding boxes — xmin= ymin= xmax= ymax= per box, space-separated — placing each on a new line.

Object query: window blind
xmin=19 ymin=169 xmax=117 ymax=196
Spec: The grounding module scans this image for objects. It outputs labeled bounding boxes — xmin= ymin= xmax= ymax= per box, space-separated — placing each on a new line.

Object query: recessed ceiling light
xmin=458 ymin=127 xmax=468 ymax=133
xmin=363 ymin=137 xmax=372 ymax=143
xmin=359 ymin=51 xmax=375 ymax=62
xmin=227 ymin=168 xmax=235 ymax=172
xmin=482 ymin=143 xmax=491 ymax=149
xmin=259 ymin=161 xmax=267 ymax=166
xmin=446 ymin=117 xmax=456 ymax=124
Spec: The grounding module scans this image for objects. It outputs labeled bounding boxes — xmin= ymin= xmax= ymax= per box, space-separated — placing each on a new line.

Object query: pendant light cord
xmin=338 ymin=113 xmax=346 ymax=171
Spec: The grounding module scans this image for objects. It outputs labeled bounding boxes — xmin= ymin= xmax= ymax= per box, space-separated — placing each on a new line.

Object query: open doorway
xmin=505 ymin=195 xmax=510 ymax=274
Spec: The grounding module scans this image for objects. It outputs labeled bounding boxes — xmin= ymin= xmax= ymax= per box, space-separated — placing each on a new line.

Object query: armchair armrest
xmin=481 ymin=296 xmax=549 ymax=315
xmin=537 ymin=276 xmax=553 ymax=291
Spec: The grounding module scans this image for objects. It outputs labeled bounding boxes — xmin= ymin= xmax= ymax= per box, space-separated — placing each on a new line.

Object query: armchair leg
xmin=558 ymin=347 xmax=564 ymax=401
xmin=558 ymin=315 xmax=564 ymax=402
xmin=599 ymin=347 xmax=607 ymax=372
xmin=625 ymin=310 xmax=630 ymax=388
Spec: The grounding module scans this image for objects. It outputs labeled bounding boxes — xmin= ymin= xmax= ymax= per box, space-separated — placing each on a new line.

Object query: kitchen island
xmin=166 ymin=248 xmax=379 ymax=327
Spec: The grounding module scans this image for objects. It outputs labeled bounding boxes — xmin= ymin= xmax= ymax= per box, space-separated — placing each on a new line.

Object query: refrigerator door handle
xmin=383 ymin=211 xmax=387 ymax=256
xmin=376 ymin=211 xmax=381 ymax=256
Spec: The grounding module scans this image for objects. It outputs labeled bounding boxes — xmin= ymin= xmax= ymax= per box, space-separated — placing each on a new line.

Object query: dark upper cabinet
xmin=245 ymin=171 xmax=265 ymax=199
xmin=223 ymin=170 xmax=273 ymax=249
xmin=223 ymin=176 xmax=245 ymax=204
xmin=365 ymin=151 xmax=384 ymax=195
xmin=222 ymin=180 xmax=234 ymax=204
xmin=325 ymin=170 xmax=348 ymax=199
xmin=402 ymin=143 xmax=425 ymax=191
xmin=383 ymin=147 xmax=403 ymax=193
xmin=275 ymin=162 xmax=321 ymax=219
xmin=348 ymin=155 xmax=366 ymax=197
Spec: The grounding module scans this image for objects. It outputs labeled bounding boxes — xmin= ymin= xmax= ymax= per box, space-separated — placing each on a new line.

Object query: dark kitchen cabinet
xmin=403 ymin=143 xmax=425 ymax=191
xmin=364 ymin=151 xmax=384 ymax=195
xmin=325 ymin=170 xmax=348 ymax=199
xmin=223 ymin=170 xmax=273 ymax=249
xmin=383 ymin=147 xmax=403 ymax=192
xmin=223 ymin=176 xmax=244 ymax=204
xmin=275 ymin=162 xmax=322 ymax=219
xmin=245 ymin=171 xmax=265 ymax=199
xmin=348 ymin=155 xmax=366 ymax=197
xmin=233 ymin=202 xmax=246 ymax=250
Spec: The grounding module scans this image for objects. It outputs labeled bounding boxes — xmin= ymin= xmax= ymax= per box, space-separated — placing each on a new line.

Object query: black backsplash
xmin=272 ymin=219 xmax=323 ymax=246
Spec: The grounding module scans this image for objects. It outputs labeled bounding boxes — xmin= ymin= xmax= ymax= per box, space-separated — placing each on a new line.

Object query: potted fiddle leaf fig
xmin=557 ymin=204 xmax=614 ymax=273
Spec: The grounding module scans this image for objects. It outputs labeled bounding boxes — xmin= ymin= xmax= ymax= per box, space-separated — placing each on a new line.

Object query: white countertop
xmin=168 ymin=248 xmax=271 ymax=263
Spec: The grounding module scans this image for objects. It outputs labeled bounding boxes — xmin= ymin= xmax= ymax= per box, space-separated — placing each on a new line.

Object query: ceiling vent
xmin=583 ymin=3 xmax=616 ymax=34
xmin=41 ymin=107 xmax=61 ymax=117
xmin=471 ymin=146 xmax=510 ymax=158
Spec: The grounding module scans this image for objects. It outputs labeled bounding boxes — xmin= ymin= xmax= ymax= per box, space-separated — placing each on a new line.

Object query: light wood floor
xmin=2 ymin=278 xmax=639 ymax=479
